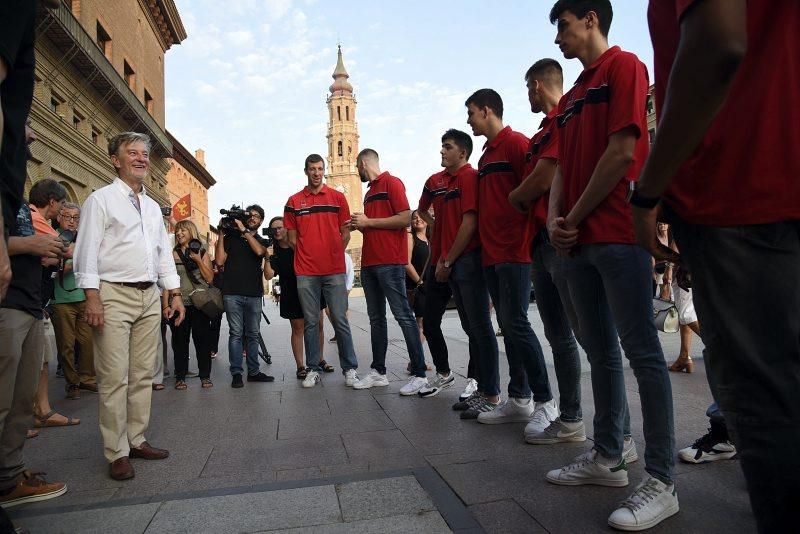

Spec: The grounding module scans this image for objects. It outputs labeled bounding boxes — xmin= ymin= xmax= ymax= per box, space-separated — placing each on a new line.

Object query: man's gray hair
xmin=61 ymin=202 xmax=80 ymax=212
xmin=107 ymin=132 xmax=152 ymax=157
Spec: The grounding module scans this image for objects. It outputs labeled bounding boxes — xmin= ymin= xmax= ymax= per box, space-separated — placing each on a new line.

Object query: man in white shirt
xmin=74 ymin=132 xmax=185 ymax=481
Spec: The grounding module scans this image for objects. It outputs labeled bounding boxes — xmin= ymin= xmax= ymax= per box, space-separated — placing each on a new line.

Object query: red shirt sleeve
xmin=607 ymin=53 xmax=650 ymax=138
xmin=539 ymin=122 xmax=559 ymax=161
xmin=388 ymin=177 xmax=411 ymax=214
xmin=418 ymin=177 xmax=433 ymax=212
xmin=509 ymin=134 xmax=530 ymax=183
xmin=283 ymin=197 xmax=296 ymax=230
xmin=338 ymin=192 xmax=351 ymax=227
xmin=460 ymin=171 xmax=478 ymax=215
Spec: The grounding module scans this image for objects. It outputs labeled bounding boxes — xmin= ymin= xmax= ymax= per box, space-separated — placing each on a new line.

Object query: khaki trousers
xmin=51 ymin=301 xmax=96 ymax=387
xmin=94 ymin=282 xmax=160 ymax=462
xmin=0 ymin=309 xmax=44 ymax=491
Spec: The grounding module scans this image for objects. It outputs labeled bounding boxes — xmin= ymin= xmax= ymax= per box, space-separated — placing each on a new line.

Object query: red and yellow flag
xmin=172 ymin=194 xmax=191 ymax=221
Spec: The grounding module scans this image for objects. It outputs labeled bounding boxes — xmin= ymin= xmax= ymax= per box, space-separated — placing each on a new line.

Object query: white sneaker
xmin=302 ymin=370 xmax=320 ymax=388
xmin=344 ymin=369 xmax=359 ymax=387
xmin=418 ymin=373 xmax=455 ymax=397
xmin=624 ymin=436 xmax=639 ymax=464
xmin=522 ymin=398 xmax=559 ymax=434
xmin=459 ymin=378 xmax=478 ymax=401
xmin=352 ymin=370 xmax=389 ymax=390
xmin=477 ymin=397 xmax=534 ymax=424
xmin=400 ymin=376 xmax=428 ymax=396
xmin=525 ymin=417 xmax=586 ymax=444
xmin=607 ymin=476 xmax=679 ymax=531
xmin=678 ymin=429 xmax=736 ymax=464
xmin=545 ymin=450 xmax=629 ymax=487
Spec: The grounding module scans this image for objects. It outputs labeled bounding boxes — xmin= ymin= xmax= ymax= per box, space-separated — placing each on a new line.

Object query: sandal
xmin=319 ymin=360 xmax=335 ymax=373
xmin=669 ymin=355 xmax=694 ymax=373
xmin=34 ymin=409 xmax=80 ymax=428
xmin=152 ymin=383 xmax=165 ymax=391
xmin=201 ymin=378 xmax=213 ymax=388
xmin=26 ymin=429 xmax=39 ymax=439
xmin=296 ymin=367 xmax=308 ymax=379
xmin=175 ymin=380 xmax=188 ymax=390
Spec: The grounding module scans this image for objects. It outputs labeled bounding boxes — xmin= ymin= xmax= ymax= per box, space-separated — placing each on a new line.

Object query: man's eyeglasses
xmin=61 ymin=215 xmax=80 ymax=221
xmin=248 ymin=213 xmax=262 ymax=220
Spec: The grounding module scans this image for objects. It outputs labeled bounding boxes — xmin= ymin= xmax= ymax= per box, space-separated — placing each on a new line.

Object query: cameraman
xmin=214 ymin=204 xmax=273 ymax=387
xmin=163 ymin=220 xmax=214 ymax=389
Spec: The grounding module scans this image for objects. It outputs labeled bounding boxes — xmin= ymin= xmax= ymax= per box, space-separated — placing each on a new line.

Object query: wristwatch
xmin=626 ymin=182 xmax=660 ymax=209
xmin=443 ymin=259 xmax=452 ymax=269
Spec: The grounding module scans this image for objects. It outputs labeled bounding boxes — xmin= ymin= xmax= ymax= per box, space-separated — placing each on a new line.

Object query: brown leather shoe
xmin=66 ymin=385 xmax=80 ymax=400
xmin=79 ymin=382 xmax=99 ymax=393
xmin=129 ymin=441 xmax=169 ymax=460
xmin=109 ymin=458 xmax=135 ymax=480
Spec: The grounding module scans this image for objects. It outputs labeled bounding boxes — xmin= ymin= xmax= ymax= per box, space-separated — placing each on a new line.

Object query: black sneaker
xmin=247 ymin=372 xmax=275 ymax=383
xmin=461 ymin=397 xmax=500 ymax=420
xmin=231 ymin=374 xmax=244 ymax=388
xmin=452 ymin=391 xmax=481 ymax=411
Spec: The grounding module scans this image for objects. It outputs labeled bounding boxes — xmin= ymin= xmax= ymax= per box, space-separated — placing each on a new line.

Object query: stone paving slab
xmin=261 ymin=510 xmax=451 ymax=534
xmin=18 ymin=503 xmax=161 ymax=534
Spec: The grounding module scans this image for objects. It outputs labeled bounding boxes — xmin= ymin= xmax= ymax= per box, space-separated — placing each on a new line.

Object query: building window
xmin=337 ymin=141 xmax=343 ymax=157
xmin=346 ymin=106 xmax=349 ymax=121
xmin=96 ymin=21 xmax=112 ymax=60
xmin=49 ymin=97 xmax=59 ymax=113
xmin=50 ymin=91 xmax=66 ymax=116
xmin=337 ymin=106 xmax=341 ymax=121
xmin=91 ymin=126 xmax=101 ymax=145
xmin=124 ymin=60 xmax=135 ymax=92
xmin=648 ymin=128 xmax=656 ymax=144
xmin=72 ymin=110 xmax=85 ymax=131
xmin=144 ymin=89 xmax=154 ymax=115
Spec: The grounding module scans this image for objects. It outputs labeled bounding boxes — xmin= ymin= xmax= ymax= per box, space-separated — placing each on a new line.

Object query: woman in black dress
xmin=405 ymin=210 xmax=432 ymax=371
xmin=266 ymin=216 xmax=330 ymax=379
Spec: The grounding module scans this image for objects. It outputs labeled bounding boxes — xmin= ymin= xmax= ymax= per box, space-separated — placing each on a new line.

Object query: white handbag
xmin=653 ymin=297 xmax=679 ymax=333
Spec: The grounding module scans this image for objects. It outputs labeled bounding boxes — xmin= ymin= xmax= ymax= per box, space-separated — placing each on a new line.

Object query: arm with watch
xmin=436 ymin=211 xmax=477 ymax=283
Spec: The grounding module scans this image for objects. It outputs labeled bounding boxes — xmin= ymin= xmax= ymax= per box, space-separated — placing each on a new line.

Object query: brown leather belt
xmin=116 ymin=281 xmax=155 ymax=290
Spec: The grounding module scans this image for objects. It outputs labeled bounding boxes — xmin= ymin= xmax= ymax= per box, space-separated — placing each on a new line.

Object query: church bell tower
xmin=325 ymin=45 xmax=363 ymax=264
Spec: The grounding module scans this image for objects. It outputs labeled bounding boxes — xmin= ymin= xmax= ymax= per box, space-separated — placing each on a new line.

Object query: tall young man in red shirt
xmin=284 ymin=154 xmax=358 ymax=388
xmin=638 ymin=2 xmax=800 ymax=530
xmin=545 ymin=1 xmax=677 ymax=530
xmin=422 ymin=129 xmax=498 ymax=406
xmin=350 ymin=149 xmax=428 ymax=396
xmin=463 ymin=89 xmax=558 ymax=425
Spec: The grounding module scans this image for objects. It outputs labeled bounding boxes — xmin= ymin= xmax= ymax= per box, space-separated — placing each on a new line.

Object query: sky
xmin=165 ymin=0 xmax=654 ymax=224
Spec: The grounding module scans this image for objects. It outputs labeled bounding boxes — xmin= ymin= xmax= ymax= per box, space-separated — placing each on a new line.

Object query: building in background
xmin=325 ymin=46 xmax=364 ymax=271
xmin=26 ymin=0 xmax=186 ymax=207
xmin=165 ymin=131 xmax=216 ymax=244
xmin=647 ymin=84 xmax=656 ymax=144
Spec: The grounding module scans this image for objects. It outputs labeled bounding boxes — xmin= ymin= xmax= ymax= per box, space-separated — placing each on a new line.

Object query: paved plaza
xmin=9 ymin=297 xmax=755 ymax=533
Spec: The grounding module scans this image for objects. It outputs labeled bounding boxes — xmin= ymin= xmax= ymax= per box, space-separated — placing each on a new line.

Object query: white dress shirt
xmin=344 ymin=252 xmax=354 ymax=291
xmin=74 ymin=178 xmax=180 ymax=290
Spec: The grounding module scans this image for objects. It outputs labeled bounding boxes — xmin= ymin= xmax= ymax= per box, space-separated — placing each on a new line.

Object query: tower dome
xmin=329 ymin=45 xmax=353 ymax=94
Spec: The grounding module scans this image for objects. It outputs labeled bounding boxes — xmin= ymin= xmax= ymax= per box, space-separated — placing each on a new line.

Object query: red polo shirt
xmin=438 ymin=164 xmax=480 ymax=260
xmin=477 ymin=126 xmax=532 ymax=266
xmin=418 ymin=171 xmax=449 ymax=265
xmin=556 ymin=46 xmax=650 ymax=245
xmin=284 ymin=185 xmax=350 ymax=276
xmin=649 ymin=0 xmax=800 ymax=225
xmin=524 ymin=109 xmax=560 ymax=239
xmin=361 ymin=171 xmax=411 ymax=267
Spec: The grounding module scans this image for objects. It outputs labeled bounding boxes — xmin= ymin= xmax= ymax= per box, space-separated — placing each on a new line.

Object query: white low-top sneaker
xmin=344 ymin=369 xmax=359 ymax=387
xmin=459 ymin=378 xmax=478 ymax=402
xmin=624 ymin=437 xmax=638 ymax=464
xmin=678 ymin=429 xmax=736 ymax=464
xmin=418 ymin=373 xmax=455 ymax=397
xmin=546 ymin=449 xmax=629 ymax=487
xmin=352 ymin=370 xmax=389 ymax=390
xmin=400 ymin=376 xmax=428 ymax=396
xmin=607 ymin=476 xmax=679 ymax=531
xmin=302 ymin=370 xmax=320 ymax=389
xmin=523 ymin=398 xmax=559 ymax=434
xmin=477 ymin=397 xmax=534 ymax=424
xmin=525 ymin=417 xmax=586 ymax=444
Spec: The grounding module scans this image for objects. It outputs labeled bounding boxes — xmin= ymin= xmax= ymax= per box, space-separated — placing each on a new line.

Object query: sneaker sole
xmin=399 ymin=387 xmax=425 ymax=396
xmin=525 ymin=434 xmax=587 ymax=444
xmin=302 ymin=382 xmax=319 ymax=388
xmin=607 ymin=500 xmax=679 ymax=531
xmin=624 ymin=449 xmax=639 ymax=464
xmin=477 ymin=414 xmax=534 ymax=425
xmin=545 ymin=473 xmax=629 ymax=487
xmin=352 ymin=382 xmax=389 ymax=390
xmin=678 ymin=451 xmax=736 ymax=464
xmin=0 ymin=484 xmax=68 ymax=508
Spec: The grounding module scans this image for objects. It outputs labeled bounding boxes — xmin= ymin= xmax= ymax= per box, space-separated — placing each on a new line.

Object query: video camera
xmin=219 ymin=205 xmax=249 ymax=234
xmin=260 ymin=226 xmax=277 ymax=248
xmin=57 ymin=228 xmax=77 ymax=246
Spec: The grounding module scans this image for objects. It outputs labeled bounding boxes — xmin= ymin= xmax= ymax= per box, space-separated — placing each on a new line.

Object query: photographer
xmin=50 ymin=202 xmax=97 ymax=400
xmin=163 ymin=220 xmax=214 ymax=389
xmin=214 ymin=204 xmax=273 ymax=388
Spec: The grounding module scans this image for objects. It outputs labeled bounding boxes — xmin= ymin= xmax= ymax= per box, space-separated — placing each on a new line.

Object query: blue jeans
xmin=223 ymin=295 xmax=262 ymax=376
xmin=531 ymin=235 xmax=582 ymax=421
xmin=449 ymin=250 xmax=500 ymax=395
xmin=484 ymin=263 xmax=552 ymax=401
xmin=562 ymin=243 xmax=674 ymax=484
xmin=296 ymin=274 xmax=358 ymax=373
xmin=361 ymin=264 xmax=426 ymax=377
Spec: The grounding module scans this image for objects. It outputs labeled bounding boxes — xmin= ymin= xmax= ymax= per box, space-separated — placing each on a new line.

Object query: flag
xmin=172 ymin=194 xmax=191 ymax=221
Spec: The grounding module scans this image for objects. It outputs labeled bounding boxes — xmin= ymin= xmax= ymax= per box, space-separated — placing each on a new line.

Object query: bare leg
xmin=34 ymin=363 xmax=79 ymax=425
xmin=290 ymin=318 xmax=304 ymax=369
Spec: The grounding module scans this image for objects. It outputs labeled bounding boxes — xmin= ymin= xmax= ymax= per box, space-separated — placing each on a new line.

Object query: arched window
xmin=348 ymin=145 xmax=352 ymax=155
xmin=337 ymin=106 xmax=341 ymax=121
xmin=346 ymin=106 xmax=349 ymax=120
xmin=337 ymin=141 xmax=343 ymax=157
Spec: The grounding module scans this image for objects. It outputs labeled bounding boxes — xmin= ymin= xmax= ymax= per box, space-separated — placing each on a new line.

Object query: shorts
xmin=280 ymin=283 xmax=327 ymax=320
xmin=672 ymin=280 xmax=698 ymax=325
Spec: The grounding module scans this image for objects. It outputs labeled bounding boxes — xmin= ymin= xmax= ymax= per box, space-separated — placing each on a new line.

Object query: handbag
xmin=178 ymin=248 xmax=224 ymax=318
xmin=653 ymin=297 xmax=679 ymax=333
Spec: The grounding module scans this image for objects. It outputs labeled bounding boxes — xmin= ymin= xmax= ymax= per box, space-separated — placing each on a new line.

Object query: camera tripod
xmin=258 ymin=310 xmax=271 ymax=365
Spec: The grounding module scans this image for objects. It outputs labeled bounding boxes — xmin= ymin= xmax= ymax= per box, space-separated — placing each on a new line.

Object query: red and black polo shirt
xmin=284 ymin=184 xmax=350 ymax=276
xmin=417 ymin=171 xmax=449 ymax=265
xmin=477 ymin=126 xmax=533 ymax=267
xmin=556 ymin=46 xmax=650 ymax=245
xmin=439 ymin=164 xmax=480 ymax=260
xmin=649 ymin=0 xmax=800 ymax=225
xmin=525 ymin=108 xmax=560 ymax=240
xmin=361 ymin=171 xmax=411 ymax=267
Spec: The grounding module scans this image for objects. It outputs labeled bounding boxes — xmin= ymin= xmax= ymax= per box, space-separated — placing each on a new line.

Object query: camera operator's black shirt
xmin=222 ymin=232 xmax=268 ymax=297
xmin=0 ymin=1 xmax=36 ymax=233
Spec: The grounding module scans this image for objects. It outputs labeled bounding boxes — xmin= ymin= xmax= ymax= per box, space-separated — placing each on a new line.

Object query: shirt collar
xmin=445 ymin=163 xmax=473 ymax=181
xmin=303 ymin=184 xmax=329 ymax=196
xmin=114 ymin=177 xmax=147 ymax=197
xmin=368 ymin=171 xmax=390 ymax=189
xmin=538 ymin=108 xmax=558 ymax=130
xmin=483 ymin=126 xmax=512 ymax=152
xmin=576 ymin=46 xmax=620 ymax=83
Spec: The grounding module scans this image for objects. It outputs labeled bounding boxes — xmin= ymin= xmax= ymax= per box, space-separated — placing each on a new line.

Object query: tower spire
xmin=330 ymin=45 xmax=353 ymax=94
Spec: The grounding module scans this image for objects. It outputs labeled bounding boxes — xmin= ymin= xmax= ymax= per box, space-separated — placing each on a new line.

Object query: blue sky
xmin=166 ymin=0 xmax=653 ymax=223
